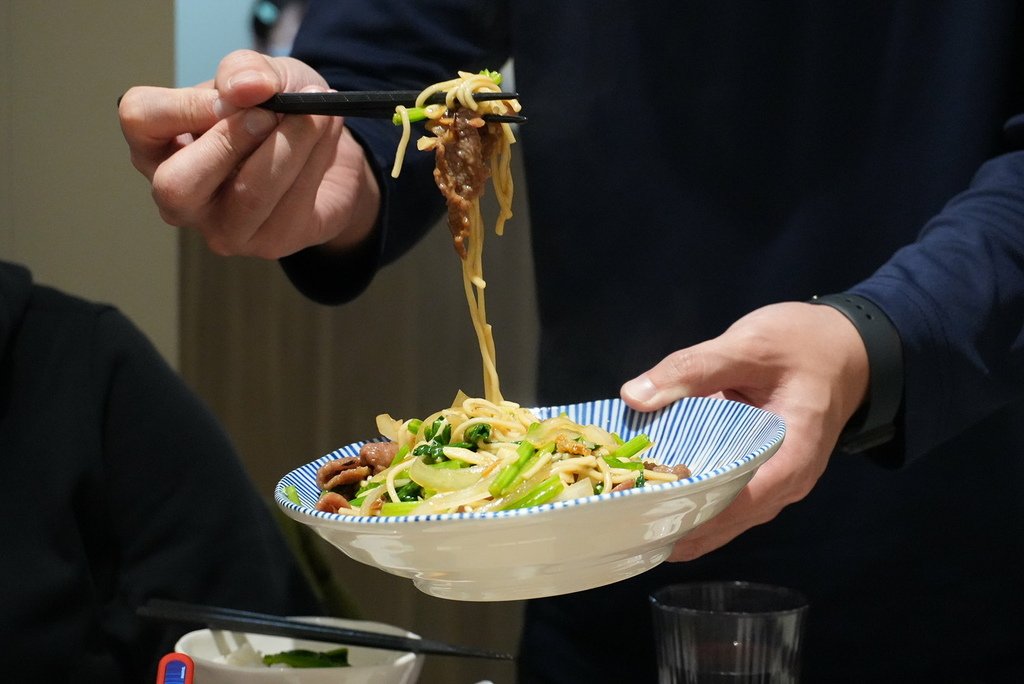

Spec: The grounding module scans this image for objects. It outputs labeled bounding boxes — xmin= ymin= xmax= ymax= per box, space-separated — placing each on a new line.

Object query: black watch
xmin=809 ymin=293 xmax=904 ymax=453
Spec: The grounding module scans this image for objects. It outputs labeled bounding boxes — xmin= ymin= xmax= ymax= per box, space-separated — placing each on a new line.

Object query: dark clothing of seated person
xmin=0 ymin=261 xmax=322 ymax=682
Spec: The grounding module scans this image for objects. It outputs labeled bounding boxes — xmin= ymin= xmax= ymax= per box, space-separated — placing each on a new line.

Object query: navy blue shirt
xmin=285 ymin=2 xmax=1024 ymax=681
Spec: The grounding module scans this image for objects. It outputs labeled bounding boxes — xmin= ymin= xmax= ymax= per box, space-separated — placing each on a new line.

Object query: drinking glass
xmin=650 ymin=581 xmax=808 ymax=683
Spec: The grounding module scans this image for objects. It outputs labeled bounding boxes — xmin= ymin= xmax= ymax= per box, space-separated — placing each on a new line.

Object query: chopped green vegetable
xmin=464 ymin=422 xmax=492 ymax=446
xmin=489 ymin=441 xmax=536 ymax=497
xmin=407 ymin=419 xmax=423 ymax=434
xmin=425 ymin=417 xmax=452 ymax=445
xmin=283 ymin=485 xmax=301 ymax=505
xmin=504 ymin=475 xmax=564 ymax=510
xmin=389 ymin=444 xmax=411 ymax=468
xmin=380 ymin=501 xmax=420 ymax=516
xmin=509 ymin=442 xmax=554 ymax=488
xmin=262 ymin=647 xmax=350 ymax=668
xmin=480 ymin=69 xmax=502 ymax=85
xmin=391 ymin=106 xmax=428 ymax=125
xmin=602 ymin=455 xmax=644 ymax=471
xmin=413 ymin=442 xmax=448 ymax=463
xmin=607 ymin=433 xmax=652 ymax=460
xmin=394 ymin=480 xmax=423 ymax=502
xmin=430 ymin=459 xmax=466 ymax=470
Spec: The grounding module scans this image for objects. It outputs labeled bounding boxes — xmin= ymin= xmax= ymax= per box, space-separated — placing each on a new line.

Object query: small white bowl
xmin=174 ymin=616 xmax=423 ymax=684
xmin=275 ymin=397 xmax=785 ymax=602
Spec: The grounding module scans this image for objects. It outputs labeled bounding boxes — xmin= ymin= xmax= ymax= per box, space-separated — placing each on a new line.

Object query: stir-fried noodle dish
xmin=312 ymin=71 xmax=690 ymax=517
xmin=314 ymin=391 xmax=692 ymax=516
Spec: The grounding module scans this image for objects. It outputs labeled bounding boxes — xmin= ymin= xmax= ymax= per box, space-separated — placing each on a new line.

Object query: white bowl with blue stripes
xmin=275 ymin=397 xmax=785 ymax=602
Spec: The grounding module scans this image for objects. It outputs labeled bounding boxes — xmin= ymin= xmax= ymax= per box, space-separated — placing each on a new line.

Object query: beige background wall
xmin=0 ymin=1 xmax=178 ymax=365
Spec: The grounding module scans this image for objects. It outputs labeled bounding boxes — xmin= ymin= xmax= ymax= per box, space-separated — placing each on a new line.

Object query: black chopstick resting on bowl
xmin=258 ymin=90 xmax=526 ymax=123
xmin=138 ymin=599 xmax=513 ymax=661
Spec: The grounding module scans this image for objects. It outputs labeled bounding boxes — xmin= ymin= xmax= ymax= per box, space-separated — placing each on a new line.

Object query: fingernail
xmin=226 ymin=70 xmax=269 ymax=90
xmin=622 ymin=376 xmax=656 ymax=402
xmin=213 ymin=97 xmax=238 ymax=119
xmin=244 ymin=108 xmax=278 ymax=136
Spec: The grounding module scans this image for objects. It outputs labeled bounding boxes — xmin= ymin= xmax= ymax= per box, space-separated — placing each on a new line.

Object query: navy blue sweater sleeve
xmin=851 ymin=148 xmax=1024 ymax=463
xmin=280 ymin=0 xmax=510 ymax=305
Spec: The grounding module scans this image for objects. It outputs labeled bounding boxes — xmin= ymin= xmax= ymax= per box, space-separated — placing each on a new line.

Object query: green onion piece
xmin=283 ymin=485 xmax=301 ymax=505
xmin=498 ymin=440 xmax=555 ymax=495
xmin=509 ymin=442 xmax=552 ymax=484
xmin=262 ymin=647 xmax=350 ymax=668
xmin=391 ymin=107 xmax=428 ymax=125
xmin=602 ymin=455 xmax=644 ymax=471
xmin=607 ymin=433 xmax=652 ymax=460
xmin=406 ymin=419 xmax=423 ymax=434
xmin=480 ymin=69 xmax=502 ymax=85
xmin=489 ymin=441 xmax=537 ymax=497
xmin=389 ymin=444 xmax=411 ymax=468
xmin=517 ymin=452 xmax=541 ymax=478
xmin=504 ymin=475 xmax=564 ymax=510
xmin=380 ymin=501 xmax=420 ymax=516
xmin=636 ymin=470 xmax=647 ymax=488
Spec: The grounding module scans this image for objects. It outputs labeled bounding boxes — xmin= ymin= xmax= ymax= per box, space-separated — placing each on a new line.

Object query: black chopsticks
xmin=258 ymin=90 xmax=526 ymax=123
xmin=139 ymin=598 xmax=513 ymax=661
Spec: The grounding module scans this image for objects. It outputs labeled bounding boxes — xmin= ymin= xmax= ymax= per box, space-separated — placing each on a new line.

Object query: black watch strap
xmin=809 ymin=293 xmax=904 ymax=453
